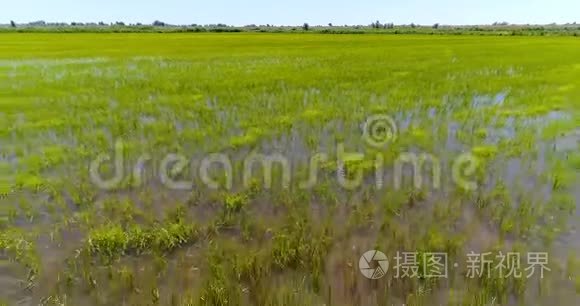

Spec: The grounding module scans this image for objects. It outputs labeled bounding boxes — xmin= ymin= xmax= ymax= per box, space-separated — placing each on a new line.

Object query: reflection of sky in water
xmin=0 ymin=58 xmax=109 ymax=68
xmin=555 ymin=128 xmax=580 ymax=152
xmin=472 ymin=91 xmax=508 ymax=108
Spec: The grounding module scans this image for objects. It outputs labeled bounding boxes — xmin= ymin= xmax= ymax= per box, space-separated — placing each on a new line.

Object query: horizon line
xmin=3 ymin=20 xmax=579 ymax=27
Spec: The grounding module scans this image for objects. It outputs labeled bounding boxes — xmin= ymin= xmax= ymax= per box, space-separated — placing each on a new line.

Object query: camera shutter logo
xmin=359 ymin=250 xmax=389 ymax=279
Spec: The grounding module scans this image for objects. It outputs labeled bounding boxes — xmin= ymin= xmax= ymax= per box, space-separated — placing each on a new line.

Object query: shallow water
xmin=0 ymin=58 xmax=109 ymax=68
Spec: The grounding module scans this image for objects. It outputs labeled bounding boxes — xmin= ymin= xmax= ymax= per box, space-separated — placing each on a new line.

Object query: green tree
xmin=10 ymin=20 xmax=16 ymax=28
xmin=302 ymin=23 xmax=309 ymax=31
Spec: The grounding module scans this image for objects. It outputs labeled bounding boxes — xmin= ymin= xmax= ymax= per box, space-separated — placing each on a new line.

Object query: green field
xmin=0 ymin=33 xmax=579 ymax=305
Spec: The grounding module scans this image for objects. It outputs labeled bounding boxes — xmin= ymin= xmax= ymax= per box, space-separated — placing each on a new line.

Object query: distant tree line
xmin=2 ymin=19 xmax=578 ymax=36
xmin=371 ymin=21 xmax=396 ymax=29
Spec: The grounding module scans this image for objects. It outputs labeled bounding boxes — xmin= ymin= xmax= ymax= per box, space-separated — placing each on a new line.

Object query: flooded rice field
xmin=0 ymin=34 xmax=579 ymax=305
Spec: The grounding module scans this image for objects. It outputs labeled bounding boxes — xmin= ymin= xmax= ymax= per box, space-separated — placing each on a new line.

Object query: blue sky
xmin=3 ymin=0 xmax=578 ymax=26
